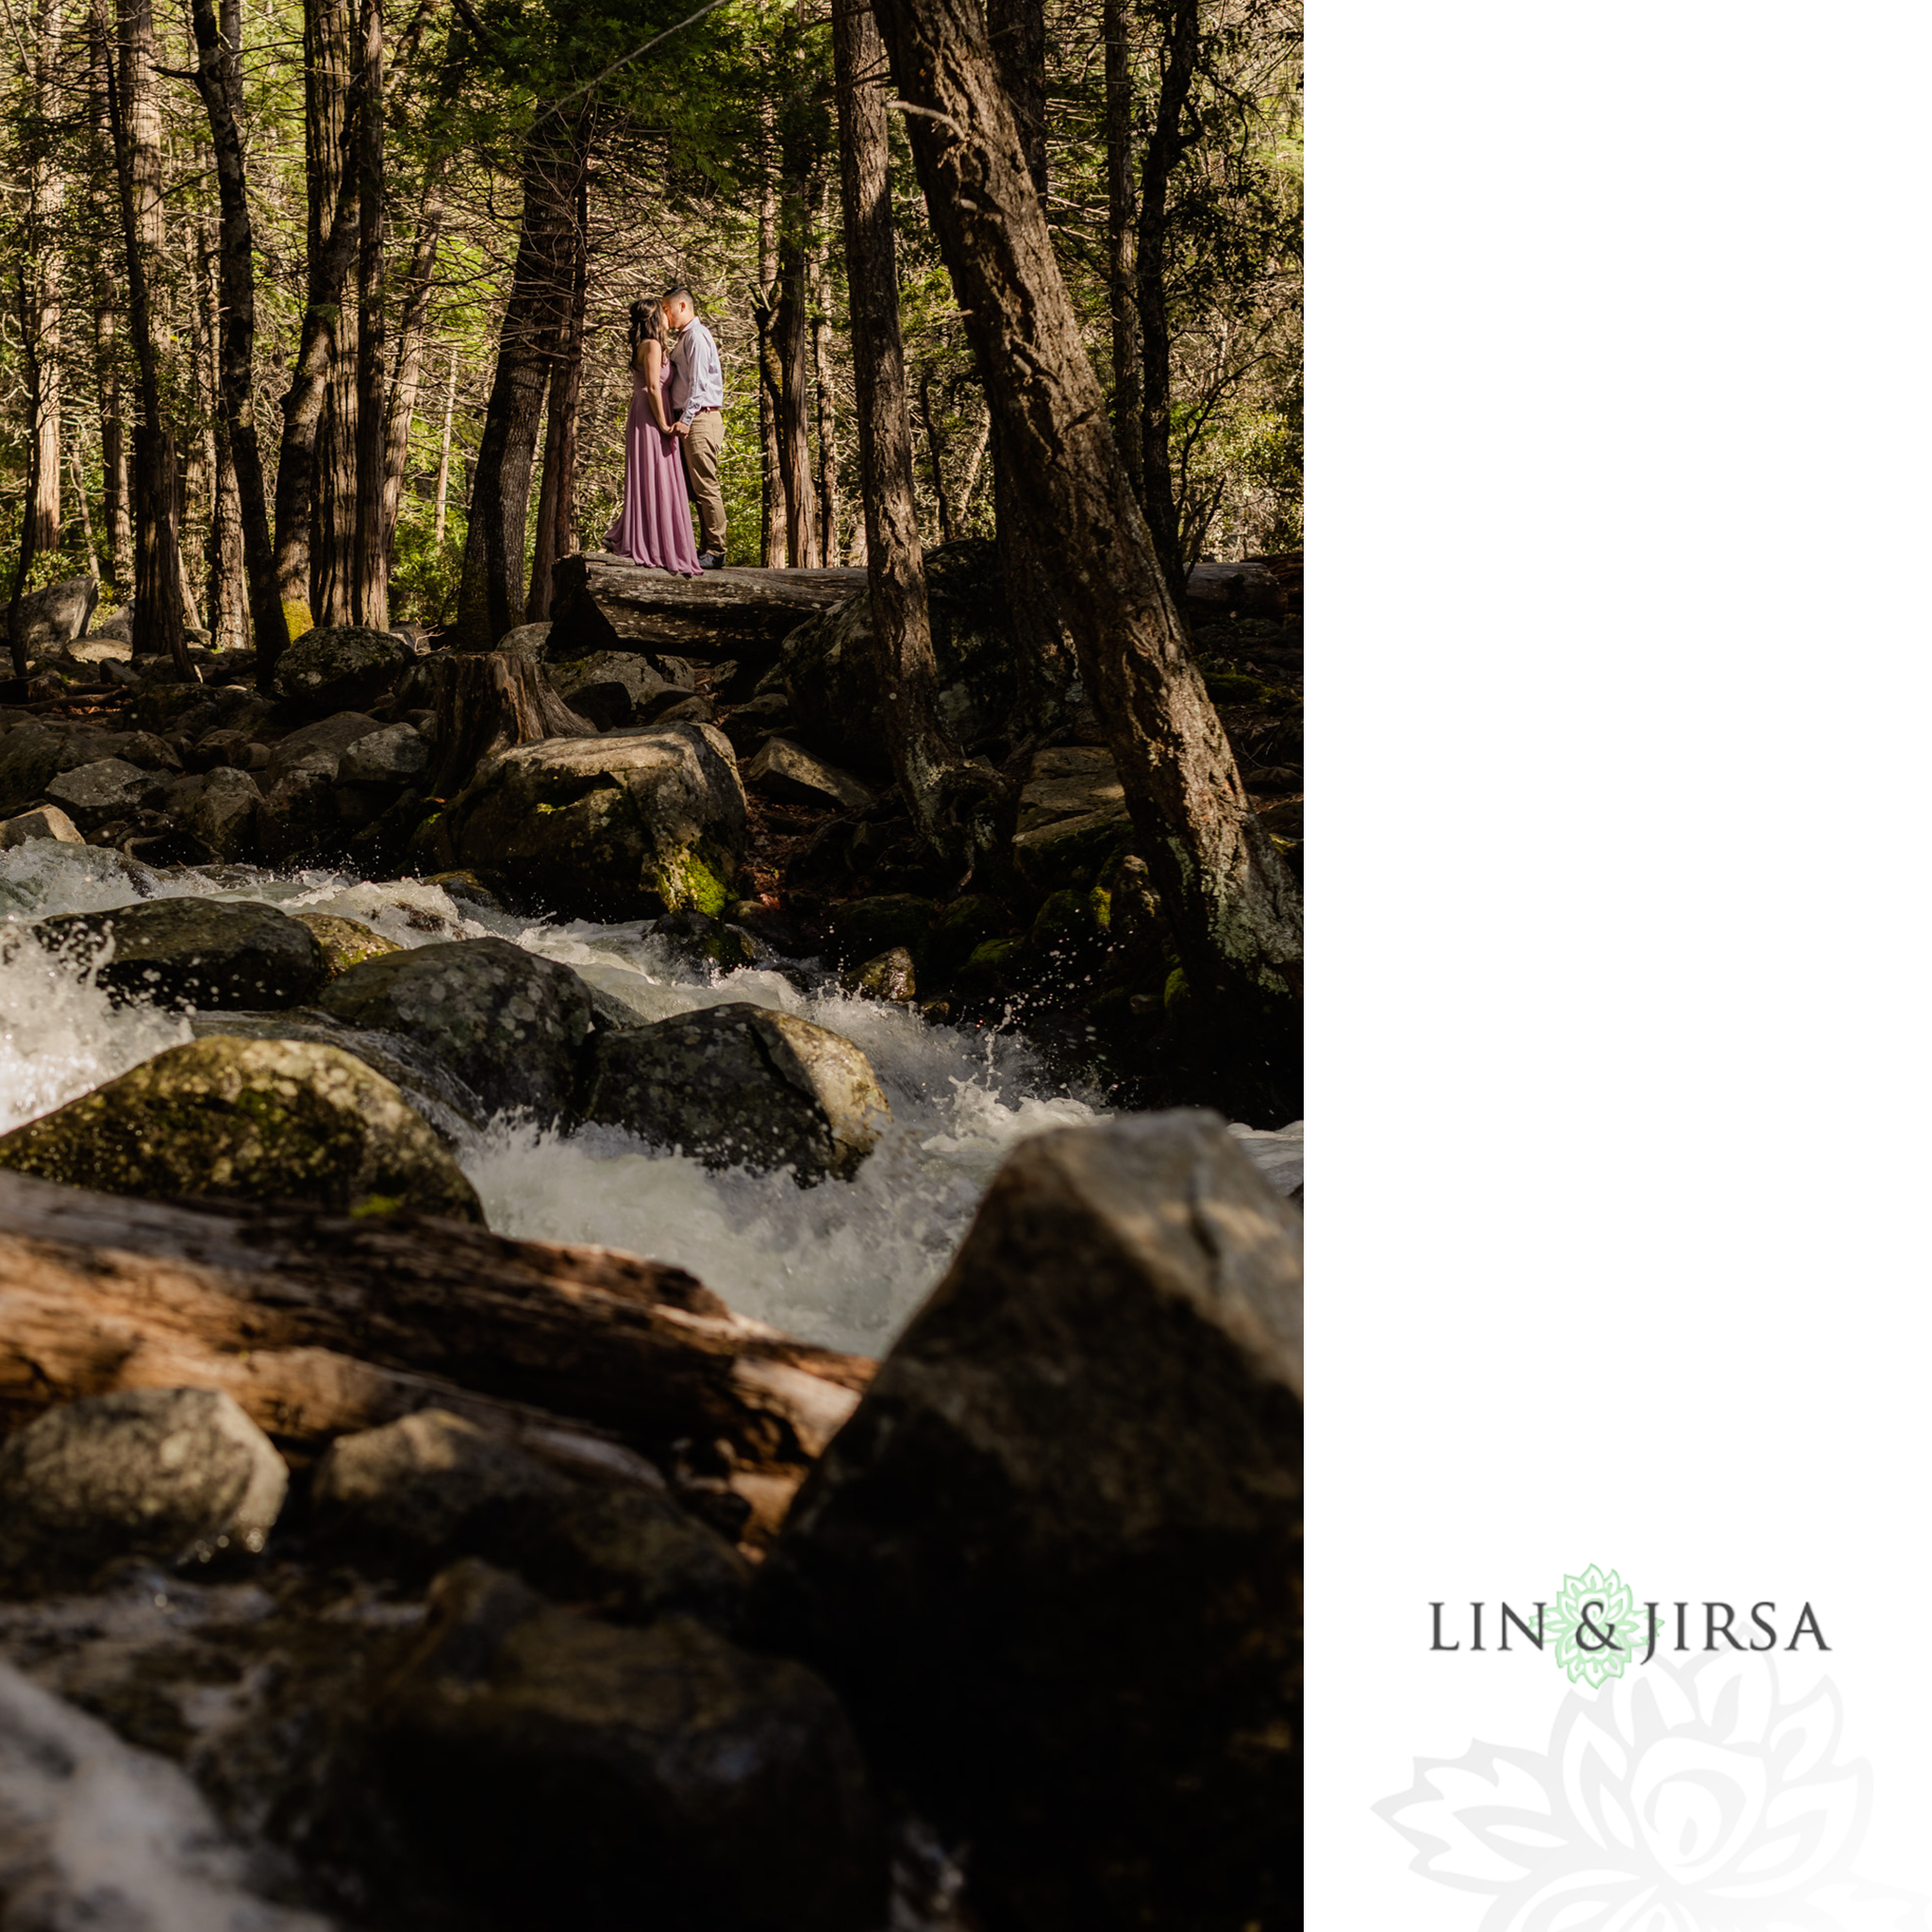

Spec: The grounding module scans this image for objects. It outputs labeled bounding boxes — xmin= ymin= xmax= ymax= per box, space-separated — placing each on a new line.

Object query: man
xmin=660 ymin=286 xmax=726 ymax=570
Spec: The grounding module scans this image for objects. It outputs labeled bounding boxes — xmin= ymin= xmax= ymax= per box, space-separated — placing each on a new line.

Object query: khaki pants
xmin=680 ymin=410 xmax=727 ymax=556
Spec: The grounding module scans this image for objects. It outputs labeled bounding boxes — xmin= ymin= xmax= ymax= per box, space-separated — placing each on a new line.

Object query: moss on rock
xmin=0 ymin=1035 xmax=483 ymax=1221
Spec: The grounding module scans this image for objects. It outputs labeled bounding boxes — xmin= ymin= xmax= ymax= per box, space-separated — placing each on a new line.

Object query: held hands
xmin=672 ymin=421 xmax=691 ymax=439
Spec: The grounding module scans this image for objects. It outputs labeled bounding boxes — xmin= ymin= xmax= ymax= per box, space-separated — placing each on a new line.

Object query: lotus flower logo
xmin=1553 ymin=1563 xmax=1644 ymax=1688
xmin=1376 ymin=1651 xmax=1924 ymax=1929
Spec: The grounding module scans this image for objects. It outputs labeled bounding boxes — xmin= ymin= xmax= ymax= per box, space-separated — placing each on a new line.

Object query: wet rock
xmin=10 ymin=573 xmax=99 ymax=650
xmin=744 ymin=735 xmax=875 ymax=813
xmin=827 ymin=892 xmax=935 ymax=967
xmin=271 ymin=625 xmax=412 ymax=715
xmin=32 ymin=896 xmax=326 ymax=1009
xmin=419 ymin=867 xmax=500 ymax=912
xmin=0 ymin=721 xmax=63 ymax=813
xmin=43 ymin=756 xmax=167 ymax=829
xmin=180 ymin=764 xmax=262 ymax=861
xmin=580 ymin=1000 xmax=891 ymax=1185
xmin=1011 ymin=744 xmax=1135 ymax=891
xmin=434 ymin=723 xmax=747 ymax=923
xmin=312 ymin=1409 xmax=747 ymax=1626
xmin=0 ymin=1388 xmax=287 ymax=1594
xmin=318 ymin=935 xmax=593 ymax=1124
xmin=756 ymin=1111 xmax=1303 ymax=1932
xmin=375 ymin=1559 xmax=885 ymax=1932
xmin=187 ymin=1007 xmax=490 ymax=1141
xmin=549 ymin=649 xmax=682 ymax=729
xmin=0 ymin=1036 xmax=485 ymax=1222
xmin=650 ymin=906 xmax=758 ymax=973
xmin=780 ymin=539 xmax=1018 ymax=779
xmin=291 ymin=910 xmax=402 ymax=976
xmin=0 ymin=803 xmax=82 ymax=848
xmin=842 ymin=946 xmax=916 ymax=1002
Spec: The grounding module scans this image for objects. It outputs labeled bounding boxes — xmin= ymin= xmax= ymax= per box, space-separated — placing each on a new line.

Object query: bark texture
xmin=833 ymin=0 xmax=999 ymax=862
xmin=188 ymin=0 xmax=293 ymax=676
xmin=528 ymin=148 xmax=589 ymax=626
xmin=870 ymin=0 xmax=1302 ymax=1002
xmin=423 ymin=649 xmax=593 ymax=801
xmin=350 ymin=0 xmax=387 ymax=627
xmin=308 ymin=0 xmax=359 ymax=626
xmin=1104 ymin=0 xmax=1142 ymax=500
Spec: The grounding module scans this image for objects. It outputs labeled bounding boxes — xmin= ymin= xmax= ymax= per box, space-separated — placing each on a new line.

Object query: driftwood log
xmin=423 ymin=647 xmax=594 ymax=800
xmin=0 ymin=1170 xmax=874 ymax=1543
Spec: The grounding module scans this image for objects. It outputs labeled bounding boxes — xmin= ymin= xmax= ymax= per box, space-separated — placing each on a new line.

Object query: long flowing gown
xmin=605 ymin=362 xmax=702 ymax=575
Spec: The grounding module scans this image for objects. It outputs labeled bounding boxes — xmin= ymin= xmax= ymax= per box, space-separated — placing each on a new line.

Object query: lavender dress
xmin=605 ymin=359 xmax=702 ymax=575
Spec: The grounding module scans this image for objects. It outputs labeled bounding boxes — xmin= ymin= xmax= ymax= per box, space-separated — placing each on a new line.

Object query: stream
xmin=1 ymin=838 xmax=1302 ymax=1359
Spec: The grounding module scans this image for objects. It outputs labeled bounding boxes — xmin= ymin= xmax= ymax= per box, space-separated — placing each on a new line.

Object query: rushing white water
xmin=0 ymin=838 xmax=1300 ymax=1357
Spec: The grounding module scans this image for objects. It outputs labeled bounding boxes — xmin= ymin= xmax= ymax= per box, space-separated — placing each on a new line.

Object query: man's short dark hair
xmin=662 ymin=284 xmax=694 ymax=308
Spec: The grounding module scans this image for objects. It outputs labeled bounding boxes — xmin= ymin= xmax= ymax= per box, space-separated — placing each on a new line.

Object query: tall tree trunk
xmin=982 ymin=0 xmax=1077 ymax=741
xmin=350 ymin=0 xmax=386 ymax=627
xmin=27 ymin=0 xmax=65 ymax=554
xmin=809 ymin=179 xmax=841 ymax=565
xmin=273 ymin=59 xmax=361 ymax=637
xmin=955 ymin=398 xmax=991 ymax=525
xmin=773 ymin=133 xmax=821 ymax=567
xmin=375 ymin=157 xmax=447 ymax=598
xmin=194 ymin=226 xmax=245 ymax=650
xmin=307 ymin=0 xmax=358 ymax=626
xmin=431 ymin=346 xmax=457 ymax=545
xmin=917 ymin=373 xmax=953 ymax=544
xmin=186 ymin=0 xmax=291 ymax=674
xmin=869 ymin=0 xmax=1302 ymax=1020
xmin=833 ymin=0 xmax=998 ymax=862
xmin=1134 ymin=0 xmax=1198 ymax=606
xmin=1103 ymin=0 xmax=1141 ymax=501
xmin=456 ymin=125 xmax=571 ymax=648
xmin=104 ymin=0 xmax=192 ymax=677
xmin=756 ymin=94 xmax=782 ymax=567
xmin=528 ymin=151 xmax=588 ymax=627
xmin=88 ymin=26 xmax=133 ymax=592
xmin=69 ymin=439 xmax=100 ymax=581
xmin=8 ymin=269 xmax=46 ymax=679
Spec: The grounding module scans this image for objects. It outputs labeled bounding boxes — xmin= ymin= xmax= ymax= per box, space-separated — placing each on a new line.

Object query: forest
xmin=0 ymin=0 xmax=1300 ymax=651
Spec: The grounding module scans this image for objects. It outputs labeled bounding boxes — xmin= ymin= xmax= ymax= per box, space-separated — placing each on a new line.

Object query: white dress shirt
xmin=666 ymin=317 xmax=724 ymax=427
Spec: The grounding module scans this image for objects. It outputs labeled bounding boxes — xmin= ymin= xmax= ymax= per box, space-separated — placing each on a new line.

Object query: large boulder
xmin=548 ymin=649 xmax=684 ymax=729
xmin=579 ymin=1000 xmax=891 ymax=1186
xmin=0 ymin=722 xmax=63 ymax=814
xmin=311 ymin=1408 xmax=747 ymax=1625
xmin=0 ymin=803 xmax=82 ymax=848
xmin=180 ymin=763 xmax=262 ymax=861
xmin=755 ymin=1111 xmax=1303 ymax=1932
xmin=11 ymin=573 xmax=99 ymax=651
xmin=271 ymin=625 xmax=411 ymax=714
xmin=779 ymin=538 xmax=1018 ymax=779
xmin=43 ymin=756 xmax=166 ymax=830
xmin=0 ymin=1388 xmax=287 ymax=1594
xmin=31 ymin=896 xmax=327 ymax=1009
xmin=434 ymin=723 xmax=747 ymax=923
xmin=1010 ymin=743 xmax=1135 ymax=891
xmin=257 ymin=710 xmax=389 ymax=862
xmin=742 ymin=736 xmax=875 ymax=812
xmin=0 ymin=1036 xmax=484 ymax=1221
xmin=318 ymin=935 xmax=593 ymax=1124
xmin=375 ymin=1559 xmax=884 ymax=1932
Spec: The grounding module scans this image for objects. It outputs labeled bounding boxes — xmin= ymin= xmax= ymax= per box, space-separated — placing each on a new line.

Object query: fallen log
xmin=0 ymin=1170 xmax=874 ymax=1543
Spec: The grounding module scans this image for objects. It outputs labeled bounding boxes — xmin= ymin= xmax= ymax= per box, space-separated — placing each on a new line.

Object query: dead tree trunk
xmin=456 ymin=125 xmax=571 ymax=648
xmin=309 ymin=0 xmax=359 ymax=626
xmin=529 ymin=144 xmax=589 ymax=627
xmin=1104 ymin=0 xmax=1142 ymax=501
xmin=833 ymin=0 xmax=999 ymax=862
xmin=103 ymin=0 xmax=192 ymax=678
xmin=184 ymin=0 xmax=291 ymax=674
xmin=0 ymin=1169 xmax=873 ymax=1543
xmin=869 ymin=0 xmax=1302 ymax=1011
xmin=350 ymin=0 xmax=387 ymax=628
xmin=1134 ymin=0 xmax=1199 ymax=606
xmin=423 ymin=651 xmax=592 ymax=800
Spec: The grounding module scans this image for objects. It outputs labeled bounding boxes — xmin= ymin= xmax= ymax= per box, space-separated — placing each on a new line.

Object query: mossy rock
xmin=955 ymin=935 xmax=1026 ymax=998
xmin=926 ymin=893 xmax=1012 ymax=977
xmin=827 ymin=893 xmax=936 ymax=968
xmin=31 ymin=897 xmax=327 ymax=1011
xmin=1026 ymin=886 xmax=1112 ymax=964
xmin=293 ymin=911 xmax=404 ymax=978
xmin=0 ymin=1036 xmax=483 ymax=1222
xmin=1201 ymin=670 xmax=1282 ymax=707
xmin=271 ymin=625 xmax=412 ymax=715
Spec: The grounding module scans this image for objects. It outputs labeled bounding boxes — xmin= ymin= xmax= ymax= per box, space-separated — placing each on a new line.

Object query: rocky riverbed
xmin=0 ymin=555 xmax=1301 ymax=1929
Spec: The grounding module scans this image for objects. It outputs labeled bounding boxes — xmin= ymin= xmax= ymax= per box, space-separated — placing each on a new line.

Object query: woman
xmin=604 ymin=300 xmax=703 ymax=575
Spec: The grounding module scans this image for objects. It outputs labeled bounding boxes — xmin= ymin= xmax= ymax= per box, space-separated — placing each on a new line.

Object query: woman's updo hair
xmin=629 ymin=299 xmax=667 ymax=354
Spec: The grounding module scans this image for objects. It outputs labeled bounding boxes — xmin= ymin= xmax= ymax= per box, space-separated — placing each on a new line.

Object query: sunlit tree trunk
xmin=757 ymin=94 xmax=782 ymax=567
xmin=26 ymin=0 xmax=65 ymax=554
xmin=528 ymin=150 xmax=588 ymax=626
xmin=431 ymin=346 xmax=457 ymax=545
xmin=194 ymin=225 xmax=246 ymax=649
xmin=86 ymin=9 xmax=133 ymax=592
xmin=809 ymin=176 xmax=841 ymax=564
xmin=350 ymin=0 xmax=386 ymax=627
xmin=308 ymin=0 xmax=358 ymax=625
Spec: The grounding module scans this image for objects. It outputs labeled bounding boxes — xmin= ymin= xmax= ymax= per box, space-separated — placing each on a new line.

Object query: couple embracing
xmin=605 ymin=285 xmax=728 ymax=576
